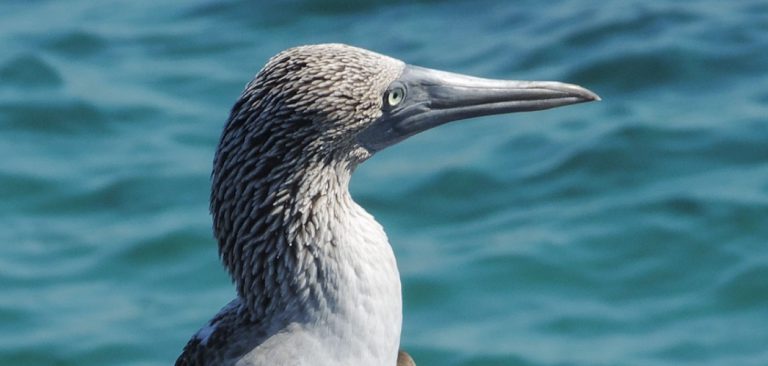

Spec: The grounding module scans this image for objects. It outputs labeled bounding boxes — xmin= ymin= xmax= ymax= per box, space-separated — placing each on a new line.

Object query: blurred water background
xmin=2 ymin=1 xmax=768 ymax=365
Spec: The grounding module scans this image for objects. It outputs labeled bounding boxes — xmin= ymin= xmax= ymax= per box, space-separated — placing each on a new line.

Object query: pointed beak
xmin=357 ymin=65 xmax=600 ymax=152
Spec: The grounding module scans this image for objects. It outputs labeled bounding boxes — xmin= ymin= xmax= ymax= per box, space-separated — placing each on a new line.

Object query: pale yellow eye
xmin=386 ymin=87 xmax=405 ymax=107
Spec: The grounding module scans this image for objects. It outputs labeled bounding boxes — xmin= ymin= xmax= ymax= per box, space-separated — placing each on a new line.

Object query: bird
xmin=175 ymin=43 xmax=599 ymax=366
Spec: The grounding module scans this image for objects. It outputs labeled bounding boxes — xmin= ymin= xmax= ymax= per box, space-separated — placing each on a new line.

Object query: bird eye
xmin=386 ymin=87 xmax=405 ymax=107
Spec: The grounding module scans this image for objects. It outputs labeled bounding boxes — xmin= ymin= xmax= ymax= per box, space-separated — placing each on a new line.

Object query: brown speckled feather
xmin=175 ymin=301 xmax=267 ymax=365
xmin=397 ymin=351 xmax=416 ymax=366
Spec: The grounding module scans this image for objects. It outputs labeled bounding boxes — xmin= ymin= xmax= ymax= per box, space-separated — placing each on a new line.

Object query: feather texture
xmin=177 ymin=44 xmax=407 ymax=365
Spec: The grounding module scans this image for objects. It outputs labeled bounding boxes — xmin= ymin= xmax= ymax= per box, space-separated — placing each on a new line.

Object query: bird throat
xmin=212 ymin=139 xmax=375 ymax=323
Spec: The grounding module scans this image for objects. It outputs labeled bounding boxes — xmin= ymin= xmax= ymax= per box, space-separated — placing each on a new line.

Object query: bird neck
xmin=210 ymin=118 xmax=402 ymax=359
xmin=246 ymin=155 xmax=401 ymax=359
xmin=212 ymin=147 xmax=371 ymax=321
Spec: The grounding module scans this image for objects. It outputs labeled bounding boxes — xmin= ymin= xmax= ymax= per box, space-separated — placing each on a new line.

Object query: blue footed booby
xmin=175 ymin=44 xmax=599 ymax=366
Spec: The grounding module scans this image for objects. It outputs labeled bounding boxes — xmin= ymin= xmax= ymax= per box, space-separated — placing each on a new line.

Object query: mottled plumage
xmin=211 ymin=45 xmax=402 ymax=319
xmin=178 ymin=44 xmax=405 ymax=366
xmin=176 ymin=43 xmax=598 ymax=365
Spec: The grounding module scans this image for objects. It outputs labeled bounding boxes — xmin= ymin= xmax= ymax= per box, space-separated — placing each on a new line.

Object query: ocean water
xmin=1 ymin=0 xmax=767 ymax=365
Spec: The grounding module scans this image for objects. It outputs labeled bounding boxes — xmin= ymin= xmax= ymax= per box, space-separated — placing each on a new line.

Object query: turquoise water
xmin=2 ymin=1 xmax=768 ymax=365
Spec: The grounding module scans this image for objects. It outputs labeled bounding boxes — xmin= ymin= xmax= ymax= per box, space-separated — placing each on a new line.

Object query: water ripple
xmin=0 ymin=54 xmax=63 ymax=88
xmin=2 ymin=1 xmax=768 ymax=365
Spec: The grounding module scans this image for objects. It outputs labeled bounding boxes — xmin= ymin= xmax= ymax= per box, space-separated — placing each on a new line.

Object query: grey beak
xmin=357 ymin=65 xmax=600 ymax=152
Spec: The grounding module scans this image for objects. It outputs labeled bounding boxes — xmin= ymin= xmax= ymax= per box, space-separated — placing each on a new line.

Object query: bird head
xmin=226 ymin=44 xmax=403 ymax=165
xmin=224 ymin=43 xmax=598 ymax=166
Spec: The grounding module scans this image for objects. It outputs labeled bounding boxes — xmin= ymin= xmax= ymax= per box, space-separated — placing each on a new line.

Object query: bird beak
xmin=357 ymin=65 xmax=600 ymax=152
